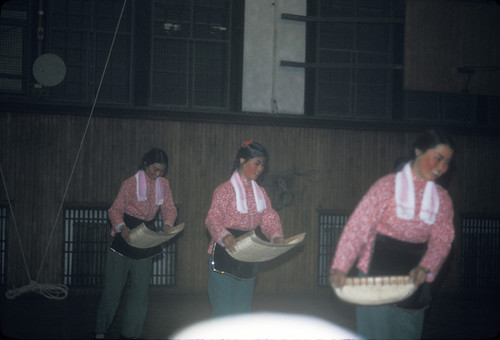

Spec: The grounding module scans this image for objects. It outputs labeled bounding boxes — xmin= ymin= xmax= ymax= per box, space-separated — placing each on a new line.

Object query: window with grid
xmin=151 ymin=0 xmax=232 ymax=109
xmin=0 ymin=0 xmax=29 ymax=94
xmin=63 ymin=206 xmax=177 ymax=287
xmin=306 ymin=0 xmax=405 ymax=119
xmin=317 ymin=211 xmax=350 ymax=286
xmin=461 ymin=214 xmax=500 ymax=289
xmin=0 ymin=205 xmax=7 ymax=285
xmin=1 ymin=0 xmax=239 ymax=110
xmin=47 ymin=0 xmax=134 ymax=104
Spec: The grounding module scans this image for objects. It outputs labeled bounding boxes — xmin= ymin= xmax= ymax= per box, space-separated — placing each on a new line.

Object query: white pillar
xmin=242 ymin=0 xmax=306 ymax=115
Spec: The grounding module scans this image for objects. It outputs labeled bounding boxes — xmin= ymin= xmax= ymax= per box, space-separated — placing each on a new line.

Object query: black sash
xmin=211 ymin=229 xmax=258 ymax=280
xmin=369 ymin=234 xmax=431 ymax=309
xmin=110 ymin=214 xmax=164 ymax=260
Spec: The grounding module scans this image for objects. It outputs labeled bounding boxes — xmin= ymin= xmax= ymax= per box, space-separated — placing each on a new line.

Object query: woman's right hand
xmin=409 ymin=265 xmax=430 ymax=287
xmin=223 ymin=234 xmax=237 ymax=253
xmin=120 ymin=225 xmax=131 ymax=243
xmin=329 ymin=269 xmax=347 ymax=288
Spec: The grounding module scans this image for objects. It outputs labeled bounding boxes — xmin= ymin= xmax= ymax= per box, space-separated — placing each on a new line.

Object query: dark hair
xmin=232 ymin=141 xmax=268 ymax=173
xmin=394 ymin=128 xmax=456 ymax=172
xmin=413 ymin=128 xmax=455 ymax=154
xmin=140 ymin=148 xmax=169 ymax=173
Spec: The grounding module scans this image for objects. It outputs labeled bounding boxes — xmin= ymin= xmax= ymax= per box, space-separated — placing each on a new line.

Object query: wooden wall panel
xmin=1 ymin=113 xmax=499 ymax=294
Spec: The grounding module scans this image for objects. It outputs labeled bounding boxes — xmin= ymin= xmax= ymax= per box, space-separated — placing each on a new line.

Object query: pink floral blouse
xmin=205 ymin=173 xmax=283 ymax=254
xmin=330 ymin=168 xmax=454 ymax=282
xmin=108 ymin=175 xmax=177 ymax=236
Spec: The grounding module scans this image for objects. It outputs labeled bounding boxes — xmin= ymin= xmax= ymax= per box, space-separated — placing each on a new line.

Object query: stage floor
xmin=1 ymin=288 xmax=499 ymax=339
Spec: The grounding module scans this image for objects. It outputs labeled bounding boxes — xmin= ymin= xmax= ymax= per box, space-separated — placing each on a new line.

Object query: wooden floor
xmin=1 ymin=288 xmax=499 ymax=339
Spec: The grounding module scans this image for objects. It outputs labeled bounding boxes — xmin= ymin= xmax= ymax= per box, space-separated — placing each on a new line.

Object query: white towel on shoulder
xmin=230 ymin=171 xmax=266 ymax=213
xmin=135 ymin=170 xmax=164 ymax=205
xmin=395 ymin=162 xmax=439 ymax=224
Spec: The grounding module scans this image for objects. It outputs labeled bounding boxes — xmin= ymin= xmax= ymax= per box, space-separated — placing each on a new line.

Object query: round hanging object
xmin=32 ymin=53 xmax=67 ymax=87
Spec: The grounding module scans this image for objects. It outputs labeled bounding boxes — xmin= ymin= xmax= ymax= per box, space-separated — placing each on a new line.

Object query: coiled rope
xmin=5 ymin=280 xmax=68 ymax=300
xmin=2 ymin=0 xmax=127 ymax=300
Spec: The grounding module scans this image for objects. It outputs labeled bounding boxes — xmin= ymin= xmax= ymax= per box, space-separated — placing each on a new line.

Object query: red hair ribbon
xmin=242 ymin=140 xmax=253 ymax=148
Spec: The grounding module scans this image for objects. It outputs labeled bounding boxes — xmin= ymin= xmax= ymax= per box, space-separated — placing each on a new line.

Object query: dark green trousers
xmin=207 ymin=258 xmax=255 ymax=317
xmin=356 ymin=303 xmax=426 ymax=339
xmin=95 ymin=248 xmax=153 ymax=338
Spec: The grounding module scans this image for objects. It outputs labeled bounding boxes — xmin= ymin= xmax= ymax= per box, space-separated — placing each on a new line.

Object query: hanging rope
xmin=3 ymin=0 xmax=128 ymax=300
xmin=1 ymin=163 xmax=68 ymax=300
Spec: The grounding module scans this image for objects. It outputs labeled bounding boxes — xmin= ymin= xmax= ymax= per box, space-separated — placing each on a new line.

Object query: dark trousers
xmin=95 ymin=246 xmax=153 ymax=338
xmin=207 ymin=258 xmax=255 ymax=317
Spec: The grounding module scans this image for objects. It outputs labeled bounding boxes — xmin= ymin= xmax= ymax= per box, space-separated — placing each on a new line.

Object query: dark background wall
xmin=1 ymin=0 xmax=499 ymax=296
xmin=1 ymin=112 xmax=499 ymax=293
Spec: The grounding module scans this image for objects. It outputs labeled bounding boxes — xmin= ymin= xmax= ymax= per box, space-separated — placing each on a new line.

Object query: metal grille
xmin=461 ymin=215 xmax=500 ymax=289
xmin=63 ymin=207 xmax=177 ymax=287
xmin=318 ymin=212 xmax=349 ymax=286
xmin=0 ymin=206 xmax=7 ymax=285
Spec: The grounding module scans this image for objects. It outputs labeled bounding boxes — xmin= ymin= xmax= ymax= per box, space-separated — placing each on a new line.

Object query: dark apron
xmin=110 ymin=214 xmax=164 ymax=259
xmin=368 ymin=233 xmax=431 ymax=309
xmin=211 ymin=228 xmax=258 ymax=280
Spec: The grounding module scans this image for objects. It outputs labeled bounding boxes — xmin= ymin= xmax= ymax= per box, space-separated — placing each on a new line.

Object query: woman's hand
xmin=162 ymin=223 xmax=174 ymax=233
xmin=223 ymin=234 xmax=237 ymax=253
xmin=273 ymin=236 xmax=285 ymax=244
xmin=120 ymin=225 xmax=131 ymax=243
xmin=329 ymin=269 xmax=347 ymax=288
xmin=409 ymin=265 xmax=430 ymax=287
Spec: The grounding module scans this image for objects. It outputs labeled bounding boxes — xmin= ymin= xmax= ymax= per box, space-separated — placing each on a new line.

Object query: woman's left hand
xmin=410 ymin=265 xmax=430 ymax=287
xmin=273 ymin=236 xmax=285 ymax=244
xmin=162 ymin=223 xmax=173 ymax=233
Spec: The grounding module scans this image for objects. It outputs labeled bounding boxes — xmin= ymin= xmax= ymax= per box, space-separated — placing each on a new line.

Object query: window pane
xmin=193 ymin=0 xmax=230 ymax=40
xmin=319 ymin=23 xmax=355 ymax=51
xmin=152 ymin=39 xmax=189 ymax=106
xmin=193 ymin=41 xmax=228 ymax=107
xmin=312 ymin=0 xmax=403 ymax=118
xmin=355 ymin=69 xmax=391 ymax=119
xmin=155 ymin=0 xmax=192 ymax=38
xmin=317 ymin=69 xmax=352 ymax=117
xmin=0 ymin=2 xmax=28 ymax=93
xmin=47 ymin=0 xmax=132 ymax=104
xmin=152 ymin=0 xmax=231 ymax=109
xmin=50 ymin=30 xmax=89 ymax=101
